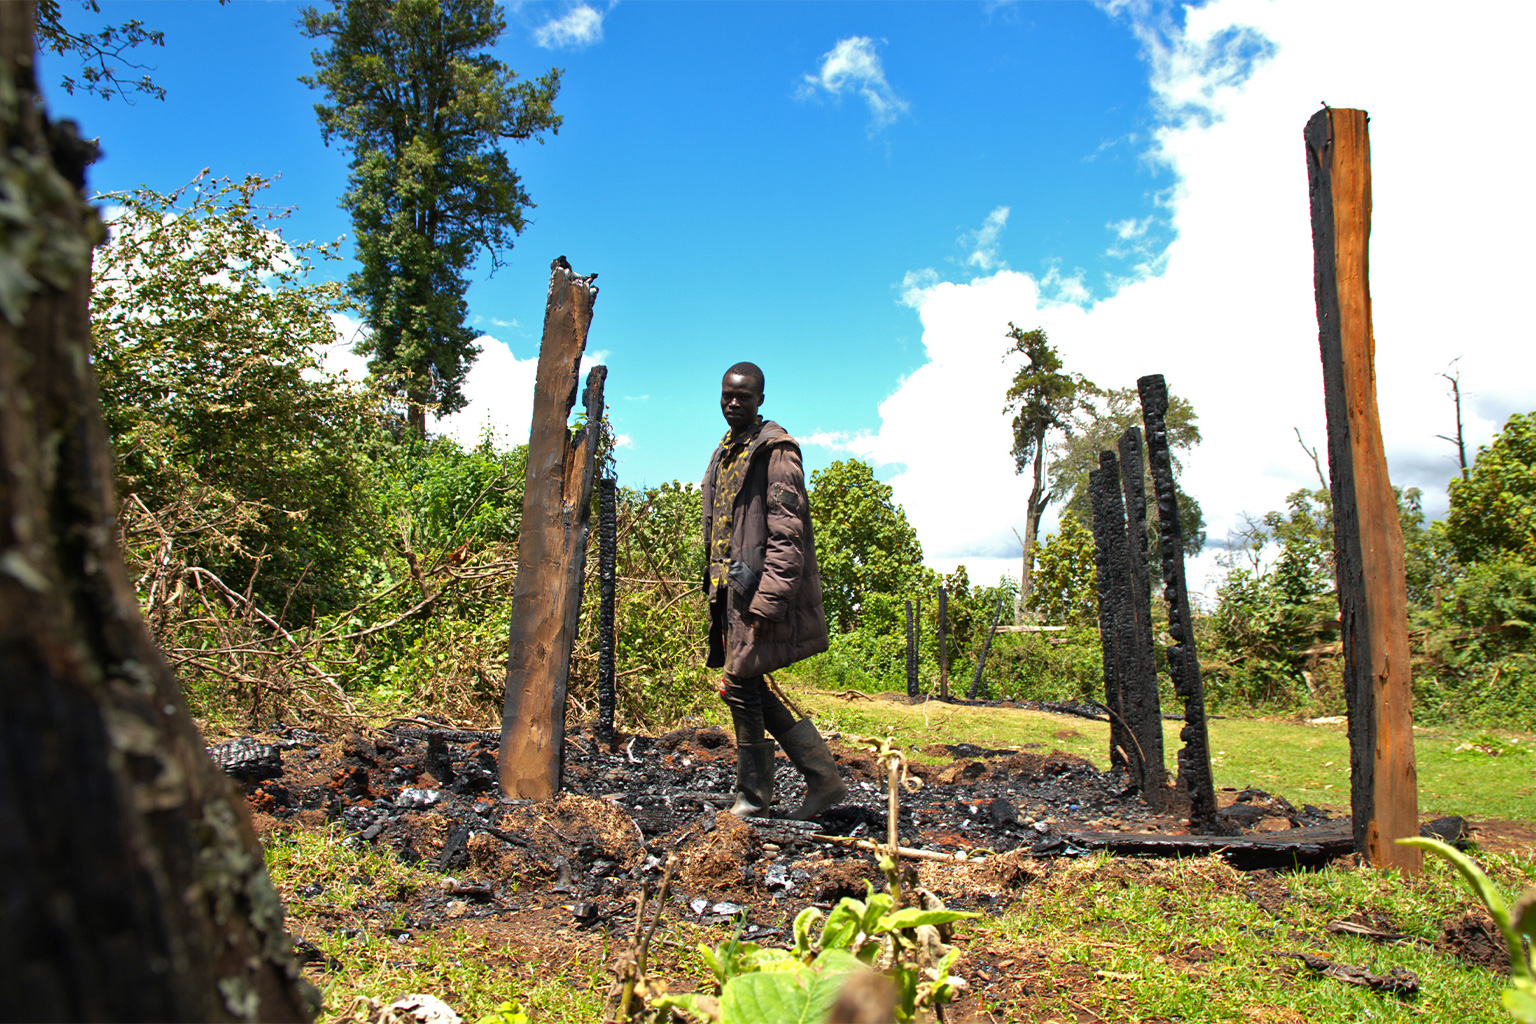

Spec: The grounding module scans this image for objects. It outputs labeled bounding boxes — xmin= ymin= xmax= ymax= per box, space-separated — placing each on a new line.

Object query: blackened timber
xmin=1089 ymin=459 xmax=1134 ymax=774
xmin=938 ymin=587 xmax=950 ymax=700
xmin=1068 ymin=821 xmax=1354 ymax=870
xmin=596 ymin=477 xmax=617 ymax=748
xmin=1118 ymin=427 xmax=1167 ymax=805
xmin=915 ymin=596 xmax=923 ymax=696
xmin=1137 ymin=373 xmax=1217 ymax=828
xmin=969 ymin=597 xmax=1004 ymax=699
xmin=1305 ymin=107 xmax=1419 ymax=873
xmin=500 ymin=258 xmax=604 ymax=800
xmin=905 ymin=599 xmax=918 ymax=698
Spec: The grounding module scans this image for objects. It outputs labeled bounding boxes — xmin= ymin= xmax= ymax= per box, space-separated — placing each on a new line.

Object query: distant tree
xmin=1051 ymin=386 xmax=1206 ymax=558
xmin=1445 ymin=411 xmax=1536 ymax=565
xmin=1028 ymin=515 xmax=1098 ymax=626
xmin=36 ymin=0 xmax=167 ymax=101
xmin=300 ymin=0 xmax=562 ymax=436
xmin=809 ymin=459 xmax=926 ymax=633
xmin=1001 ymin=324 xmax=1096 ymax=618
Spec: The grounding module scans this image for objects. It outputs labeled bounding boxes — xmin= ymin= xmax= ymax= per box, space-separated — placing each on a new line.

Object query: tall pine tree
xmin=301 ymin=0 xmax=561 ymax=435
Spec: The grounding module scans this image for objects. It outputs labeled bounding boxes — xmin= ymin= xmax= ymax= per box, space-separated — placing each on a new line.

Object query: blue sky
xmin=45 ymin=1 xmax=1536 ymax=597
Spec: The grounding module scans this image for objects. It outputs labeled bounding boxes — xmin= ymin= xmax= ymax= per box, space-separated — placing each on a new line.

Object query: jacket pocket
xmin=726 ymin=558 xmax=759 ymax=600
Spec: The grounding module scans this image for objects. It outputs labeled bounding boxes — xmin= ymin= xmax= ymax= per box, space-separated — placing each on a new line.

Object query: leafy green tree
xmin=809 ymin=459 xmax=927 ymax=633
xmin=1002 ymin=324 xmax=1096 ymax=615
xmin=1445 ymin=412 xmax=1536 ymax=565
xmin=300 ymin=0 xmax=562 ymax=436
xmin=92 ymin=173 xmax=379 ymax=618
xmin=1051 ymin=386 xmax=1206 ymax=557
xmin=1028 ymin=515 xmax=1097 ymax=626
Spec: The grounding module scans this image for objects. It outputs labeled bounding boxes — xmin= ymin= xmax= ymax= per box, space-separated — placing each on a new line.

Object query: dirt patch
xmin=1439 ymin=912 xmax=1510 ymax=973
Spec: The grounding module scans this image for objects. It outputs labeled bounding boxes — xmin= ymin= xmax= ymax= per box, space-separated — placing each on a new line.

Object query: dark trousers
xmin=722 ymin=673 xmax=798 ymax=746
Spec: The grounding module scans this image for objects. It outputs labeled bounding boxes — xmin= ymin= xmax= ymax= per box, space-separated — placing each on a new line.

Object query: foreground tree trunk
xmin=0 ymin=6 xmax=316 ymax=1019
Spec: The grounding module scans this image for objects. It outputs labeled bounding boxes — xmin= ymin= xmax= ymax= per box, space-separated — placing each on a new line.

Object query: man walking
xmin=702 ymin=362 xmax=848 ymax=819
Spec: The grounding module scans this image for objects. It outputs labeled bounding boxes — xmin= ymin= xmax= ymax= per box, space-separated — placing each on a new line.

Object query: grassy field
xmin=267 ymin=689 xmax=1536 ymax=1022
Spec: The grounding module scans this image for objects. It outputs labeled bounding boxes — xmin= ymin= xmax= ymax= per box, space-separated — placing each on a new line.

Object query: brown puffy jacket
xmin=702 ymin=420 xmax=829 ymax=676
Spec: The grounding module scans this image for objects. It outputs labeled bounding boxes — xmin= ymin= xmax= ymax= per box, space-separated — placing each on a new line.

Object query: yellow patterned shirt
xmin=708 ymin=416 xmax=764 ymax=592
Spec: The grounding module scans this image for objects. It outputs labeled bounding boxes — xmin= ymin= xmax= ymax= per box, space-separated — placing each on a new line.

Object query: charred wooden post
xmin=969 ymin=597 xmax=1004 ymax=699
xmin=905 ymin=598 xmax=919 ymax=698
xmin=500 ymin=258 xmax=605 ymax=800
xmin=596 ymin=477 xmax=618 ymax=748
xmin=1304 ymin=107 xmax=1419 ymax=873
xmin=937 ymin=586 xmax=949 ymax=700
xmin=1137 ymin=373 xmax=1217 ymax=828
xmin=1088 ymin=458 xmax=1134 ymax=773
xmin=1118 ymin=427 xmax=1167 ymax=804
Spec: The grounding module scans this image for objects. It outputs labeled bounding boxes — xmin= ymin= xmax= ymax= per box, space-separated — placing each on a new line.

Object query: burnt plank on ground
xmin=1068 ymin=820 xmax=1355 ymax=869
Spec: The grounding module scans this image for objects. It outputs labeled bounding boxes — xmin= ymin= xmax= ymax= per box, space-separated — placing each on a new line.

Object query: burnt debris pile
xmin=219 ymin=716 xmax=1355 ymax=927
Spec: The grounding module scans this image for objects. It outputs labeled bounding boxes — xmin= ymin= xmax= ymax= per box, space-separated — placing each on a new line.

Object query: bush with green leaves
xmin=95 ymin=172 xmax=381 ymax=619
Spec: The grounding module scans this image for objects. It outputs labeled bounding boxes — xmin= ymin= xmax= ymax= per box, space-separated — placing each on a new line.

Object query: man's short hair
xmin=725 ymin=361 xmax=765 ymax=395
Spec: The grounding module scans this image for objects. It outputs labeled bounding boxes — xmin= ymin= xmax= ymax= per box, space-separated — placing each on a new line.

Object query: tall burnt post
xmin=1088 ymin=457 xmax=1134 ymax=774
xmin=1118 ymin=427 xmax=1167 ymax=804
xmin=1305 ymin=107 xmax=1419 ymax=872
xmin=937 ymin=586 xmax=949 ymax=700
xmin=969 ymin=596 xmax=1004 ymax=700
xmin=1137 ymin=373 xmax=1217 ymax=828
xmin=905 ymin=599 xmax=918 ymax=698
xmin=596 ymin=477 xmax=617 ymax=748
xmin=500 ymin=258 xmax=605 ymax=800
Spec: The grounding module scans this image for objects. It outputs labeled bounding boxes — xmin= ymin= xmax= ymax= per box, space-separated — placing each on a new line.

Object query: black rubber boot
xmin=777 ymin=720 xmax=848 ymax=820
xmin=729 ymin=741 xmax=776 ymax=817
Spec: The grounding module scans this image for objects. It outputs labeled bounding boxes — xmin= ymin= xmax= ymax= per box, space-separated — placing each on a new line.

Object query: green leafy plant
xmin=1399 ymin=836 xmax=1536 ymax=1022
xmin=662 ymin=892 xmax=974 ymax=1024
xmin=661 ymin=737 xmax=976 ymax=1024
xmin=474 ymin=1000 xmax=531 ymax=1024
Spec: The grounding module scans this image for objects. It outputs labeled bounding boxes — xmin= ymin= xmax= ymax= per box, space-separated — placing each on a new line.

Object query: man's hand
xmin=715 ymin=674 xmax=729 ymax=698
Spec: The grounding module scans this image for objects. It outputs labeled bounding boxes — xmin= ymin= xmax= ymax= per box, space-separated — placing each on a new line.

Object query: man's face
xmin=720 ymin=372 xmax=763 ymax=433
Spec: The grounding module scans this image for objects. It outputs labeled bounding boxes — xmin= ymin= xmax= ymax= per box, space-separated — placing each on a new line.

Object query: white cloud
xmin=868 ymin=0 xmax=1536 ymax=600
xmin=963 ymin=206 xmax=1011 ymax=271
xmin=531 ymin=3 xmax=605 ymax=50
xmin=312 ymin=311 xmax=370 ymax=381
xmin=798 ymin=36 xmax=910 ymax=135
xmin=1109 ymin=216 xmax=1151 ymax=241
xmin=430 ymin=337 xmax=542 ymax=448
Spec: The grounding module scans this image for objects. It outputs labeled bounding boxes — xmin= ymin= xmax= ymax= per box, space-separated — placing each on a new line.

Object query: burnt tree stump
xmin=596 ymin=477 xmax=617 ymax=748
xmin=1138 ymin=373 xmax=1217 ymax=828
xmin=1089 ymin=458 xmax=1134 ymax=774
xmin=968 ymin=597 xmax=1004 ymax=700
xmin=905 ymin=598 xmax=920 ymax=698
xmin=499 ymin=258 xmax=606 ymax=800
xmin=937 ymin=586 xmax=949 ymax=700
xmin=1118 ymin=427 xmax=1167 ymax=805
xmin=1305 ymin=107 xmax=1419 ymax=873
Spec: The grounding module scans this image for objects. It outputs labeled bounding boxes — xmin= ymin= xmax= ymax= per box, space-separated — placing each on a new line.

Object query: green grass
xmin=797 ymin=690 xmax=1536 ymax=822
xmin=265 ymin=825 xmax=608 ymax=1023
xmin=976 ymin=849 xmax=1532 ymax=1023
